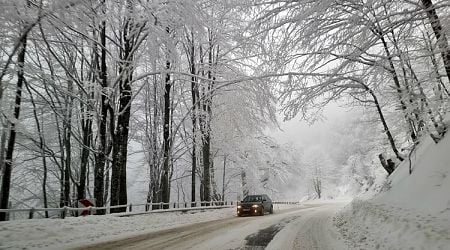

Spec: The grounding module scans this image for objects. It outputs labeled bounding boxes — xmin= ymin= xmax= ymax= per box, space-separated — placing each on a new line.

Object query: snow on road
xmin=0 ymin=207 xmax=236 ymax=249
xmin=268 ymin=203 xmax=347 ymax=250
xmin=76 ymin=202 xmax=348 ymax=250
xmin=1 ymin=203 xmax=347 ymax=249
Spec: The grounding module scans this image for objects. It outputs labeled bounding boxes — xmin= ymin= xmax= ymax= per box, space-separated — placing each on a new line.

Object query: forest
xmin=0 ymin=0 xmax=449 ymax=220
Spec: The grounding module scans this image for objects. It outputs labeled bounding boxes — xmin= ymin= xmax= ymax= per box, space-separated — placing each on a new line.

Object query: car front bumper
xmin=237 ymin=206 xmax=263 ymax=216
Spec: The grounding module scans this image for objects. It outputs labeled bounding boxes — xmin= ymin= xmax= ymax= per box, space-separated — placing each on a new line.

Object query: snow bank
xmin=375 ymin=135 xmax=450 ymax=215
xmin=0 ymin=203 xmax=301 ymax=249
xmin=0 ymin=207 xmax=235 ymax=249
xmin=335 ymin=132 xmax=450 ymax=249
xmin=335 ymin=200 xmax=450 ymax=249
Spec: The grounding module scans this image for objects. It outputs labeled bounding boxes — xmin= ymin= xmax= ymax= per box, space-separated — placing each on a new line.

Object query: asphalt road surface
xmin=77 ymin=202 xmax=348 ymax=250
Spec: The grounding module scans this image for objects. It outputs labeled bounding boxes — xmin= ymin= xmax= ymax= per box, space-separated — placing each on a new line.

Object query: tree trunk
xmin=202 ymin=103 xmax=211 ymax=204
xmin=63 ymin=76 xmax=74 ymax=208
xmin=63 ymin=130 xmax=71 ymax=207
xmin=26 ymin=83 xmax=49 ymax=218
xmin=110 ymin=80 xmax=132 ymax=213
xmin=94 ymin=1 xmax=108 ymax=216
xmin=189 ymin=31 xmax=198 ymax=204
xmin=78 ymin=111 xmax=92 ymax=201
xmin=0 ymin=124 xmax=7 ymax=210
xmin=0 ymin=124 xmax=6 ymax=178
xmin=144 ymin=78 xmax=154 ymax=206
xmin=421 ymin=0 xmax=450 ymax=83
xmin=149 ymin=72 xmax=160 ymax=207
xmin=111 ymin=71 xmax=131 ymax=212
xmin=210 ymin=155 xmax=219 ymax=201
xmin=0 ymin=30 xmax=27 ymax=221
xmin=110 ymin=75 xmax=132 ymax=213
xmin=379 ymin=33 xmax=417 ymax=142
xmin=103 ymin=163 xmax=109 ymax=206
xmin=425 ymin=30 xmax=450 ymax=97
xmin=201 ymin=32 xmax=216 ymax=204
xmin=111 ymin=12 xmax=135 ymax=212
xmin=407 ymin=61 xmax=444 ymax=135
xmin=161 ymin=58 xmax=171 ymax=208
xmin=240 ymin=168 xmax=248 ymax=199
xmin=222 ymin=155 xmax=226 ymax=202
xmin=385 ymin=5 xmax=423 ymax=136
xmin=368 ymin=88 xmax=404 ymax=161
xmin=58 ymin=121 xmax=65 ymax=210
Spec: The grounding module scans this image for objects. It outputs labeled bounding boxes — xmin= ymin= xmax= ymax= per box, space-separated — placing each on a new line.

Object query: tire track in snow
xmin=243 ymin=216 xmax=300 ymax=249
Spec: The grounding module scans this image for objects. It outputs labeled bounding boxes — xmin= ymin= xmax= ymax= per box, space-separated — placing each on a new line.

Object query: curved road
xmin=77 ymin=202 xmax=348 ymax=250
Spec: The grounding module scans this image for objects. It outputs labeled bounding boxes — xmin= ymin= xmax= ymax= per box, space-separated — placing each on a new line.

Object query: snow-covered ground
xmin=0 ymin=204 xmax=300 ymax=249
xmin=0 ymin=207 xmax=235 ymax=249
xmin=73 ymin=202 xmax=347 ymax=250
xmin=334 ymin=132 xmax=450 ymax=249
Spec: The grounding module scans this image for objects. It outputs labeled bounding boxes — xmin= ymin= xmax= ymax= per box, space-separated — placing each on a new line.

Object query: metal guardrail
xmin=272 ymin=201 xmax=301 ymax=205
xmin=0 ymin=201 xmax=237 ymax=220
xmin=0 ymin=200 xmax=302 ymax=221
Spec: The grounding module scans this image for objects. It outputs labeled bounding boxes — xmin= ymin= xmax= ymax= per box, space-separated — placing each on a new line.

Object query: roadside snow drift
xmin=0 ymin=207 xmax=235 ymax=249
xmin=335 ymin=134 xmax=450 ymax=249
xmin=0 ymin=204 xmax=303 ymax=249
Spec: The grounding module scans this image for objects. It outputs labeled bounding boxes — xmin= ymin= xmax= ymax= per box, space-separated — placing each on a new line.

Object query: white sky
xmin=269 ymin=102 xmax=351 ymax=148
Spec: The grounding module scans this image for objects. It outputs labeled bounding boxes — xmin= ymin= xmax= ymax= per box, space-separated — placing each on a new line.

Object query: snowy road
xmin=78 ymin=202 xmax=348 ymax=250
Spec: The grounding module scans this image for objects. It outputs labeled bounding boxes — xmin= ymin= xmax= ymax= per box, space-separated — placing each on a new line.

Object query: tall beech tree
xmin=0 ymin=11 xmax=29 ymax=221
xmin=94 ymin=0 xmax=109 ymax=214
xmin=110 ymin=0 xmax=146 ymax=213
xmin=421 ymin=0 xmax=450 ymax=83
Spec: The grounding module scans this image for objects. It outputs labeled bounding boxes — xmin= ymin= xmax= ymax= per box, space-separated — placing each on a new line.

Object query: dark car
xmin=237 ymin=194 xmax=273 ymax=216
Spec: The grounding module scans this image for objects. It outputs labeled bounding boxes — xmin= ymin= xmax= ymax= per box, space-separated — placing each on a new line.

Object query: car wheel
xmin=260 ymin=207 xmax=265 ymax=216
xmin=269 ymin=205 xmax=273 ymax=214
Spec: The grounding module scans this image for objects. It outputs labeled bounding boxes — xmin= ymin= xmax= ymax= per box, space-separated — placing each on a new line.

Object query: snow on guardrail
xmin=0 ymin=201 xmax=237 ymax=220
xmin=0 ymin=200 xmax=302 ymax=221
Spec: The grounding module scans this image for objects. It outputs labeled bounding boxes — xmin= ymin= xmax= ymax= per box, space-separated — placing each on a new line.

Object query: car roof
xmin=246 ymin=194 xmax=269 ymax=198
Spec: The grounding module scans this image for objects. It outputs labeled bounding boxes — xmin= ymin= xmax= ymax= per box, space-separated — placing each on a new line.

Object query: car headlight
xmin=237 ymin=205 xmax=241 ymax=209
xmin=252 ymin=204 xmax=260 ymax=208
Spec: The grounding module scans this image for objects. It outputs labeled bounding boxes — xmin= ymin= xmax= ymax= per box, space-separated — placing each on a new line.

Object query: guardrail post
xmin=173 ymin=203 xmax=176 ymax=209
xmin=61 ymin=207 xmax=67 ymax=219
xmin=29 ymin=207 xmax=35 ymax=219
xmin=159 ymin=202 xmax=163 ymax=210
xmin=129 ymin=203 xmax=132 ymax=212
xmin=88 ymin=206 xmax=93 ymax=215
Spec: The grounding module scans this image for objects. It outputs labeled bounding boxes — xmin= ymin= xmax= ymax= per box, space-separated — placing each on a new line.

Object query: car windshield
xmin=243 ymin=195 xmax=262 ymax=202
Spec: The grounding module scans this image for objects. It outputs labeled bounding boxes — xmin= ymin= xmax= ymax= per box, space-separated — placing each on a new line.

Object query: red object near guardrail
xmin=78 ymin=199 xmax=95 ymax=216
